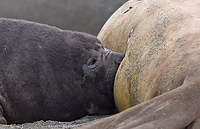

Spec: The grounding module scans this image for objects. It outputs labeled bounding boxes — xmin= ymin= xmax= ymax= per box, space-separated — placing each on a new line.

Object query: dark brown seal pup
xmin=0 ymin=18 xmax=124 ymax=124
xmin=81 ymin=0 xmax=200 ymax=128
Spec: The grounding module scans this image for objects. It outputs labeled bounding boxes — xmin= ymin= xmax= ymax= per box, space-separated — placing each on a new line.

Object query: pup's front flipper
xmin=0 ymin=105 xmax=7 ymax=124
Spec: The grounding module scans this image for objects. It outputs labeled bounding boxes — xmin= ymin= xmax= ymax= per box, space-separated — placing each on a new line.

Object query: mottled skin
xmin=0 ymin=18 xmax=124 ymax=124
xmin=82 ymin=0 xmax=200 ymax=128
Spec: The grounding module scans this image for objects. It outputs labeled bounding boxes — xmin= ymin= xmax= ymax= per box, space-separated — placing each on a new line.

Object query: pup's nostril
xmin=114 ymin=53 xmax=125 ymax=65
xmin=115 ymin=59 xmax=122 ymax=65
xmin=120 ymin=53 xmax=125 ymax=60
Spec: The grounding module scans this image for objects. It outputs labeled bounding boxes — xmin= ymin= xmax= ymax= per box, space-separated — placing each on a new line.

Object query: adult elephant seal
xmin=82 ymin=0 xmax=200 ymax=128
xmin=0 ymin=18 xmax=124 ymax=124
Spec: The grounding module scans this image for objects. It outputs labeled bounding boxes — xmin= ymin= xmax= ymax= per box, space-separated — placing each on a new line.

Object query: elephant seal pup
xmin=0 ymin=18 xmax=124 ymax=124
xmin=82 ymin=0 xmax=200 ymax=128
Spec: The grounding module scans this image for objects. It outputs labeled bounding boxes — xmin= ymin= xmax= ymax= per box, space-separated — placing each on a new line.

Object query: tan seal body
xmin=81 ymin=0 xmax=200 ymax=128
xmin=115 ymin=0 xmax=200 ymax=112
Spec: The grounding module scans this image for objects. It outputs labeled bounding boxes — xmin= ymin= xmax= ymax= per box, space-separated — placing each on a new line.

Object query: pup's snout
xmin=113 ymin=52 xmax=125 ymax=65
xmin=104 ymin=47 xmax=125 ymax=65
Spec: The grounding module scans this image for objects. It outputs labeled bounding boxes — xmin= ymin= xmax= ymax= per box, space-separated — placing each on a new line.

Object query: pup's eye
xmin=89 ymin=59 xmax=97 ymax=66
xmin=87 ymin=58 xmax=99 ymax=69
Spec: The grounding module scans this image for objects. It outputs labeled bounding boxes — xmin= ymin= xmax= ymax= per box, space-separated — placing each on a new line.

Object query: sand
xmin=0 ymin=115 xmax=110 ymax=129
